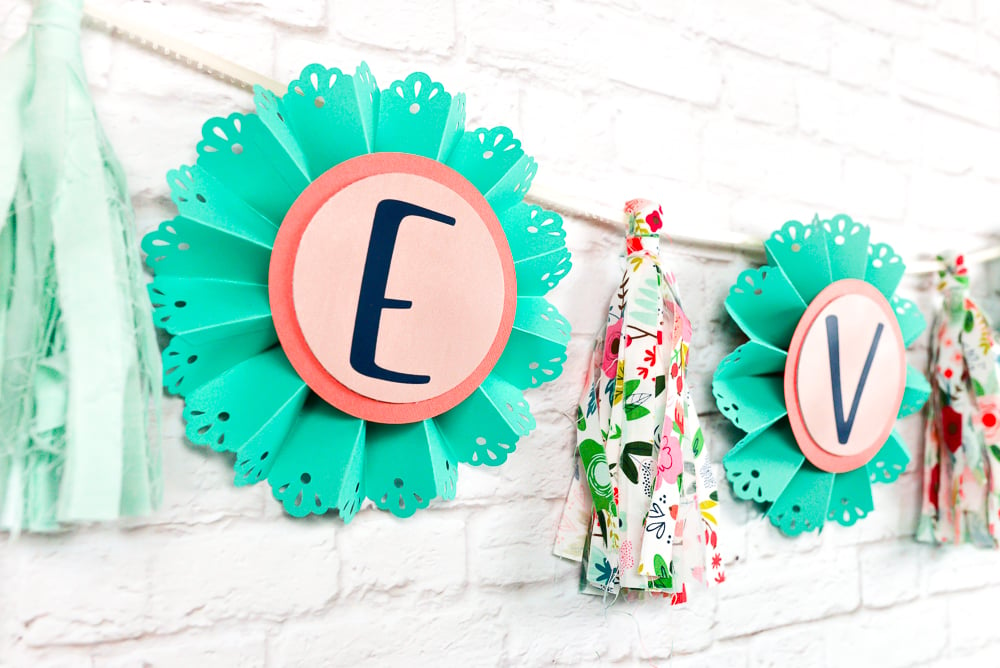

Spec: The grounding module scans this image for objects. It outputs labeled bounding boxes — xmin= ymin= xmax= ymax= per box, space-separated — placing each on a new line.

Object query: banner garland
xmin=7 ymin=4 xmax=996 ymax=568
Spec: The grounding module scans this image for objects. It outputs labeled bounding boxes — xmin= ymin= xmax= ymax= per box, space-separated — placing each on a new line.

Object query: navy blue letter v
xmin=825 ymin=315 xmax=884 ymax=445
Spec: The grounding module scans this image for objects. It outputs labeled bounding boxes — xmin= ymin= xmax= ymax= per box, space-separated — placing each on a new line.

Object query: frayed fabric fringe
xmin=554 ymin=199 xmax=725 ymax=602
xmin=0 ymin=0 xmax=162 ymax=533
xmin=918 ymin=253 xmax=1000 ymax=548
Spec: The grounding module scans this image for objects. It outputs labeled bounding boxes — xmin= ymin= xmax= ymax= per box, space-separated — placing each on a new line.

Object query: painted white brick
xmin=201 ymin=0 xmax=325 ymax=29
xmin=937 ymin=0 xmax=976 ymax=23
xmin=547 ymin=254 xmax=620 ymax=340
xmin=914 ymin=112 xmax=982 ymax=175
xmin=79 ymin=29 xmax=114 ymax=89
xmin=826 ymin=599 xmax=948 ymax=667
xmin=797 ymin=77 xmax=920 ymax=162
xmin=269 ymin=594 xmax=506 ymax=667
xmin=501 ymin=580 xmax=638 ymax=664
xmin=703 ymin=119 xmax=844 ymax=208
xmin=843 ymin=154 xmax=907 ymax=220
xmin=467 ymin=499 xmax=570 ymax=586
xmin=156 ymin=442 xmax=270 ymax=523
xmin=931 ymin=645 xmax=1000 ymax=668
xmin=603 ymin=20 xmax=723 ymax=106
xmin=649 ymin=183 xmax=734 ymax=238
xmin=923 ymin=18 xmax=981 ymax=61
xmin=0 ymin=1 xmax=31 ymax=46
xmin=921 ymin=543 xmax=1000 ymax=595
xmin=980 ymin=0 xmax=1000 ymax=39
xmin=336 ymin=511 xmax=466 ymax=595
xmin=716 ymin=548 xmax=861 ymax=638
xmin=671 ymin=641 xmax=751 ymax=668
xmin=95 ymin=88 xmax=233 ymax=198
xmin=97 ymin=628 xmax=268 ymax=668
xmin=145 ymin=520 xmax=337 ymax=632
xmin=859 ymin=539 xmax=928 ymax=608
xmin=907 ymin=170 xmax=1000 ymax=237
xmin=749 ymin=622 xmax=826 ymax=668
xmin=615 ymin=97 xmax=704 ymax=180
xmin=331 ymin=0 xmax=455 ymax=54
xmin=809 ymin=0 xmax=929 ymax=39
xmin=12 ymin=531 xmax=150 ymax=646
xmin=945 ymin=586 xmax=1000 ymax=655
xmin=490 ymin=414 xmax=580 ymax=502
xmin=970 ymin=128 xmax=1000 ymax=181
xmin=519 ymin=84 xmax=617 ymax=167
xmin=635 ymin=592 xmax=720 ymax=657
xmin=722 ymin=55 xmax=798 ymax=129
xmin=830 ymin=24 xmax=891 ymax=88
xmin=106 ymin=3 xmax=277 ymax=103
xmin=893 ymin=43 xmax=1000 ymax=127
xmin=464 ymin=0 xmax=604 ymax=75
xmin=684 ymin=0 xmax=834 ymax=72
xmin=274 ymin=35 xmax=405 ymax=83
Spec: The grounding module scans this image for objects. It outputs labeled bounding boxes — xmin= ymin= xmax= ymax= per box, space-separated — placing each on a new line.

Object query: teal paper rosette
xmin=141 ymin=63 xmax=571 ymax=520
xmin=713 ymin=215 xmax=930 ymax=536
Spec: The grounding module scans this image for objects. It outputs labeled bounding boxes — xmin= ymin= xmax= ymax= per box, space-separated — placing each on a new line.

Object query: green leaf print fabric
xmin=554 ymin=200 xmax=725 ymax=603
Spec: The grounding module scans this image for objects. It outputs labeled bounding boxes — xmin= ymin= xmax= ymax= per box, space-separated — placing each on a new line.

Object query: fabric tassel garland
xmin=0 ymin=0 xmax=162 ymax=532
xmin=554 ymin=199 xmax=724 ymax=602
xmin=918 ymin=253 xmax=1000 ymax=548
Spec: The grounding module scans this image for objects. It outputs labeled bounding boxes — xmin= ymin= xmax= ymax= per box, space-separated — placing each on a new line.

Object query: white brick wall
xmin=3 ymin=0 xmax=1000 ymax=665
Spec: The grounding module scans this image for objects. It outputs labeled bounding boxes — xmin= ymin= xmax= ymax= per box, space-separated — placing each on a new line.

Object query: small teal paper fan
xmin=142 ymin=63 xmax=571 ymax=520
xmin=713 ymin=215 xmax=930 ymax=536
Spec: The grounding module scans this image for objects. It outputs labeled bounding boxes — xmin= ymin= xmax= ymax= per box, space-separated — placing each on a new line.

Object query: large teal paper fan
xmin=141 ymin=63 xmax=571 ymax=520
xmin=713 ymin=215 xmax=930 ymax=536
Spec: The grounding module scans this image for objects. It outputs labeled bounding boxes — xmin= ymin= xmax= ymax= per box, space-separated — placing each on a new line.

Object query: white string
xmin=527 ymin=183 xmax=763 ymax=256
xmin=81 ymin=3 xmax=1000 ymax=276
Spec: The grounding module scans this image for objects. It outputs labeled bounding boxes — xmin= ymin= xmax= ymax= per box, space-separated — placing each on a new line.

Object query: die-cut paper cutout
xmin=713 ymin=215 xmax=930 ymax=536
xmin=141 ymin=63 xmax=571 ymax=520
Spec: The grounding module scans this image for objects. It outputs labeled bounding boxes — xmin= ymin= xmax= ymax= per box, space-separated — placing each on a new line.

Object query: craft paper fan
xmin=141 ymin=63 xmax=572 ymax=521
xmin=713 ymin=215 xmax=930 ymax=536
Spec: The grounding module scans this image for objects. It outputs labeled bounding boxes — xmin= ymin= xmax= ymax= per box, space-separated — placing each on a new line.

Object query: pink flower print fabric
xmin=918 ymin=253 xmax=1000 ymax=548
xmin=602 ymin=319 xmax=623 ymax=379
xmin=553 ymin=200 xmax=725 ymax=601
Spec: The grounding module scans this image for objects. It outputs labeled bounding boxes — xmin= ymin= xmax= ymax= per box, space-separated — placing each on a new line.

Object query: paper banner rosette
xmin=918 ymin=254 xmax=1000 ymax=547
xmin=141 ymin=63 xmax=571 ymax=520
xmin=713 ymin=215 xmax=931 ymax=536
xmin=555 ymin=200 xmax=724 ymax=602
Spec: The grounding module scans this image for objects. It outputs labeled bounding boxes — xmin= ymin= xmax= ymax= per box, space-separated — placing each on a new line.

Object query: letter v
xmin=826 ymin=315 xmax=884 ymax=445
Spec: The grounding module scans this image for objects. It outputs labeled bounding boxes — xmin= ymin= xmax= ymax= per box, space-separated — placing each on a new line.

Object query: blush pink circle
xmin=269 ymin=153 xmax=517 ymax=425
xmin=293 ymin=173 xmax=507 ymax=404
xmin=783 ymin=279 xmax=906 ymax=474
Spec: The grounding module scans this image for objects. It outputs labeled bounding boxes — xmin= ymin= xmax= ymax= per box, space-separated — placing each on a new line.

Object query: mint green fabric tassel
xmin=0 ymin=0 xmax=162 ymax=532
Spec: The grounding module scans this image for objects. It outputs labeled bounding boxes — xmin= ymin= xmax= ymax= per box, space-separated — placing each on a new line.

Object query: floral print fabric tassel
xmin=918 ymin=253 xmax=1000 ymax=548
xmin=554 ymin=200 xmax=724 ymax=602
